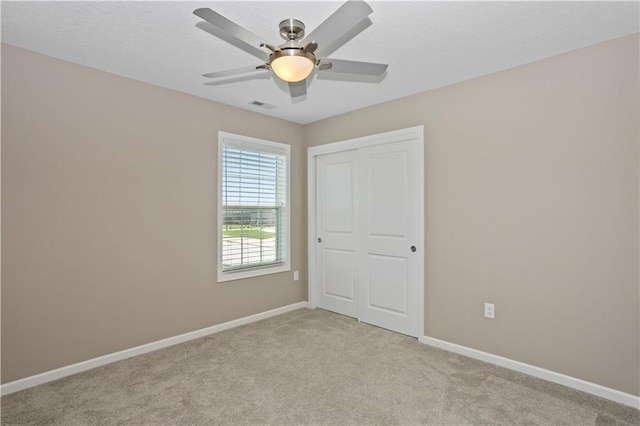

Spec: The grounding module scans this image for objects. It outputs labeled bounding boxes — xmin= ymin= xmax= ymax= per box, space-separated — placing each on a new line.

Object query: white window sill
xmin=217 ymin=263 xmax=291 ymax=283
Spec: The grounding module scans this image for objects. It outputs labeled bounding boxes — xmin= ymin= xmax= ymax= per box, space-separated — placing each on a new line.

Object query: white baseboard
xmin=1 ymin=301 xmax=309 ymax=396
xmin=419 ymin=335 xmax=640 ymax=409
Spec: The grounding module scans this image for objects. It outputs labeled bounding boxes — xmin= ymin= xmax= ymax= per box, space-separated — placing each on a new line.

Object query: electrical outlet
xmin=484 ymin=303 xmax=495 ymax=319
xmin=293 ymin=270 xmax=299 ymax=281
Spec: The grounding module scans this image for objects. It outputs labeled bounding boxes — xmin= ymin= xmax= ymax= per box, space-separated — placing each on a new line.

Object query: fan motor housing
xmin=279 ymin=19 xmax=305 ymax=40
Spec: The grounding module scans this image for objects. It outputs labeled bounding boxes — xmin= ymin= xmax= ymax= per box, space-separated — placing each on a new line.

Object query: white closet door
xmin=315 ymin=149 xmax=358 ymax=318
xmin=357 ymin=140 xmax=421 ymax=336
xmin=312 ymin=129 xmax=423 ymax=337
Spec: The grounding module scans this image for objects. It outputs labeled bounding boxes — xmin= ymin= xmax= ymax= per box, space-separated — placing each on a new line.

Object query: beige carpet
xmin=2 ymin=308 xmax=639 ymax=425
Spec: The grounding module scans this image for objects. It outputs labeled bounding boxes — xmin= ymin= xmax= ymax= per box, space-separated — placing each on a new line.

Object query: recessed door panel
xmin=369 ymin=152 xmax=408 ymax=238
xmin=324 ymin=162 xmax=353 ymax=233
xmin=324 ymin=249 xmax=355 ymax=300
xmin=368 ymin=254 xmax=408 ymax=315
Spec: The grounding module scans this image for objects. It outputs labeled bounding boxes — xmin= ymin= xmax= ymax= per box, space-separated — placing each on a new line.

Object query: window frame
xmin=217 ymin=131 xmax=291 ymax=282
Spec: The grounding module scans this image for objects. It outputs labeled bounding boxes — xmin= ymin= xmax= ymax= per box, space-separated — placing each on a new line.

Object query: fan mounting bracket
xmin=279 ymin=19 xmax=305 ymax=40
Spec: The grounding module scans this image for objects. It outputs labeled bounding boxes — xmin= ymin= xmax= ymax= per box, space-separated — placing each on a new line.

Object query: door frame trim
xmin=307 ymin=126 xmax=425 ymax=338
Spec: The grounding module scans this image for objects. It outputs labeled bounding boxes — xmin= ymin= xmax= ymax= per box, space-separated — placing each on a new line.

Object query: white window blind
xmin=219 ymin=134 xmax=289 ymax=279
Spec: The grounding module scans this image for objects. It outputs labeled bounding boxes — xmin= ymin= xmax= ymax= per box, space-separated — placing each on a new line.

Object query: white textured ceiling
xmin=2 ymin=1 xmax=638 ymax=124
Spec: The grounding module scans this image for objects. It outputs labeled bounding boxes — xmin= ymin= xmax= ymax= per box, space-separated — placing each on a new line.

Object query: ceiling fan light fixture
xmin=270 ymin=49 xmax=315 ymax=83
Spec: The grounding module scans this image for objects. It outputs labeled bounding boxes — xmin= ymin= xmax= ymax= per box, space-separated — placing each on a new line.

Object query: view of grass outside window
xmin=222 ymin=207 xmax=280 ymax=269
xmin=223 ymin=224 xmax=275 ymax=239
xmin=221 ymin=141 xmax=287 ymax=273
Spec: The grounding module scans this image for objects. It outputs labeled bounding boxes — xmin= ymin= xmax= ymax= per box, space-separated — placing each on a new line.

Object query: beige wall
xmin=306 ymin=34 xmax=640 ymax=396
xmin=1 ymin=44 xmax=307 ymax=383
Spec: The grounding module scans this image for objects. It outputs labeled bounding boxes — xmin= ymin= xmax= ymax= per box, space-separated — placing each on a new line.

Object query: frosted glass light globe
xmin=271 ymin=52 xmax=315 ymax=83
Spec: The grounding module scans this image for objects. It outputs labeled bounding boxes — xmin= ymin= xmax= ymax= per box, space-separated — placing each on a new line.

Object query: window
xmin=217 ymin=132 xmax=290 ymax=282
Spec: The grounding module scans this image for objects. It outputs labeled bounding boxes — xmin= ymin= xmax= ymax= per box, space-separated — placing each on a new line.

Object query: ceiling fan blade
xmin=194 ymin=8 xmax=270 ymax=61
xmin=302 ymin=0 xmax=372 ymax=58
xmin=289 ymin=81 xmax=307 ymax=98
xmin=317 ymin=58 xmax=388 ymax=76
xmin=202 ymin=65 xmax=268 ymax=79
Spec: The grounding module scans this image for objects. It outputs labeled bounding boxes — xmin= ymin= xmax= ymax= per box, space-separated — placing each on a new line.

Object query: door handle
xmin=318 ymin=237 xmax=322 ymax=243
xmin=410 ymin=245 xmax=416 ymax=252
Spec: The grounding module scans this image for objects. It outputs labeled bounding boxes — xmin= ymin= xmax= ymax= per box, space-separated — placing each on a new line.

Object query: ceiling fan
xmin=194 ymin=0 xmax=388 ymax=99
